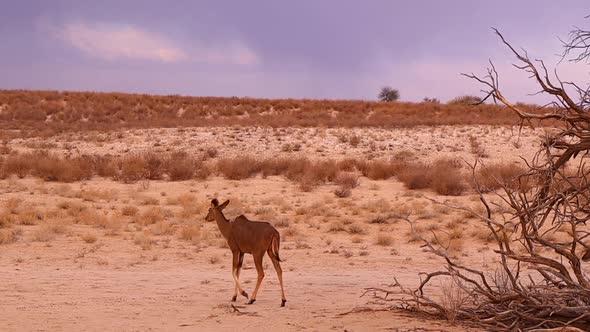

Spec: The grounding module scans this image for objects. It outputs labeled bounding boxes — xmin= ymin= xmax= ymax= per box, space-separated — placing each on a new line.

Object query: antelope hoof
xmin=248 ymin=299 xmax=256 ymax=305
xmin=231 ymin=295 xmax=237 ymax=302
xmin=281 ymin=299 xmax=287 ymax=307
xmin=241 ymin=290 xmax=249 ymax=299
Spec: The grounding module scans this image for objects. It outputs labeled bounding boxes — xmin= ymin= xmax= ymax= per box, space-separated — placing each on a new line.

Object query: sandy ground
xmin=0 ymin=125 xmax=566 ymax=331
xmin=10 ymin=125 xmax=546 ymax=162
xmin=1 ymin=258 xmax=473 ymax=332
xmin=0 ymin=175 xmax=494 ymax=332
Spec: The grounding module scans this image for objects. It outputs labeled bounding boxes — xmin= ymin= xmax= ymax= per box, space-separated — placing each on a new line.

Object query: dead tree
xmin=365 ymin=22 xmax=590 ymax=331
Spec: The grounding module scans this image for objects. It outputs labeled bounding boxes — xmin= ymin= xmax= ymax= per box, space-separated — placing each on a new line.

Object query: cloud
xmin=56 ymin=21 xmax=259 ymax=65
xmin=58 ymin=22 xmax=187 ymax=62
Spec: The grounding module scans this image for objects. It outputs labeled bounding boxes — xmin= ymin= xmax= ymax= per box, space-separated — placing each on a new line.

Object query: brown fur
xmin=206 ymin=198 xmax=286 ymax=306
xmin=583 ymin=249 xmax=590 ymax=262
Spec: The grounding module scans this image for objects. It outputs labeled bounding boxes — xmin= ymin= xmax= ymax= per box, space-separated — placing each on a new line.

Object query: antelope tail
xmin=270 ymin=234 xmax=282 ymax=262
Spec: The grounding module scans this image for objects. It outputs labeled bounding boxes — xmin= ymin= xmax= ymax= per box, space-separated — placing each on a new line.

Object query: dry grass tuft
xmin=32 ymin=223 xmax=68 ymax=242
xmin=347 ymin=223 xmax=367 ymax=235
xmin=139 ymin=207 xmax=165 ymax=226
xmin=179 ymin=224 xmax=201 ymax=244
xmin=376 ymin=233 xmax=394 ymax=246
xmin=334 ymin=185 xmax=352 ymax=198
xmin=0 ymin=228 xmax=19 ymax=244
xmin=440 ymin=277 xmax=470 ymax=324
xmin=209 ymin=255 xmax=221 ymax=264
xmin=134 ymin=233 xmax=156 ymax=250
xmin=149 ymin=220 xmax=176 ymax=236
xmin=121 ymin=205 xmax=139 ymax=217
xmin=81 ymin=233 xmax=98 ymax=243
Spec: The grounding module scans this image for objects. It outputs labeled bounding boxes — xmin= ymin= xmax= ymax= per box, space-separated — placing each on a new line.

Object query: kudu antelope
xmin=205 ymin=198 xmax=287 ymax=307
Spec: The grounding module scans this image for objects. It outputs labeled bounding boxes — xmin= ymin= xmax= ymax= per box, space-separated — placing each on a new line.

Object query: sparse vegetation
xmin=0 ymin=90 xmax=552 ymax=138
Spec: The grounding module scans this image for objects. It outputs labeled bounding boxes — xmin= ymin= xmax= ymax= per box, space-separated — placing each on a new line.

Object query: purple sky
xmin=1 ymin=1 xmax=588 ymax=102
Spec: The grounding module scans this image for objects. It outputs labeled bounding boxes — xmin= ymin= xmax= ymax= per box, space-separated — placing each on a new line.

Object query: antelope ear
xmin=211 ymin=198 xmax=219 ymax=207
xmin=219 ymin=200 xmax=230 ymax=210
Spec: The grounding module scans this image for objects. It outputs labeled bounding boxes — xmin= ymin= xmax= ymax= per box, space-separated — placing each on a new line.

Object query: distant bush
xmin=378 ymin=86 xmax=400 ymax=102
xmin=397 ymin=158 xmax=466 ymax=196
xmin=447 ymin=95 xmax=481 ymax=106
xmin=422 ymin=97 xmax=440 ymax=104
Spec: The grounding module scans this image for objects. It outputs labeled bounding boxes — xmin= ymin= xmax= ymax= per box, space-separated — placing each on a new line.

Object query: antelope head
xmin=205 ymin=198 xmax=229 ymax=221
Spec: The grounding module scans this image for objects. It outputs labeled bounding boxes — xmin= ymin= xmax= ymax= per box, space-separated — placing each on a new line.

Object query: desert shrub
xmin=297 ymin=174 xmax=318 ymax=192
xmin=310 ymin=160 xmax=340 ymax=183
xmin=2 ymin=153 xmax=30 ymax=178
xmin=216 ymin=156 xmax=261 ymax=180
xmin=166 ymin=151 xmax=195 ymax=181
xmin=283 ymin=157 xmax=312 ymax=181
xmin=31 ymin=224 xmax=65 ymax=242
xmin=469 ymin=135 xmax=489 ymax=158
xmin=361 ymin=159 xmax=402 ymax=180
xmin=476 ymin=162 xmax=528 ymax=192
xmin=335 ymin=172 xmax=360 ymax=189
xmin=397 ymin=162 xmax=431 ymax=189
xmin=118 ymin=154 xmax=146 ymax=183
xmin=429 ymin=159 xmax=466 ymax=196
xmin=93 ymin=155 xmax=117 ymax=178
xmin=143 ymin=152 xmax=164 ymax=180
xmin=397 ymin=158 xmax=466 ymax=195
xmin=32 ymin=153 xmax=93 ymax=182
xmin=336 ymin=158 xmax=361 ymax=172
xmin=260 ymin=158 xmax=292 ymax=177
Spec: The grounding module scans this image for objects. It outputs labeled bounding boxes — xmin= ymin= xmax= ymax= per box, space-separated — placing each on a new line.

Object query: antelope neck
xmin=213 ymin=209 xmax=232 ymax=239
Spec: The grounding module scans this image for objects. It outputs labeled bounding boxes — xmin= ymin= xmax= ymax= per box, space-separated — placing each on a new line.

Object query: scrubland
xmin=0 ymin=90 xmax=572 ymax=331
